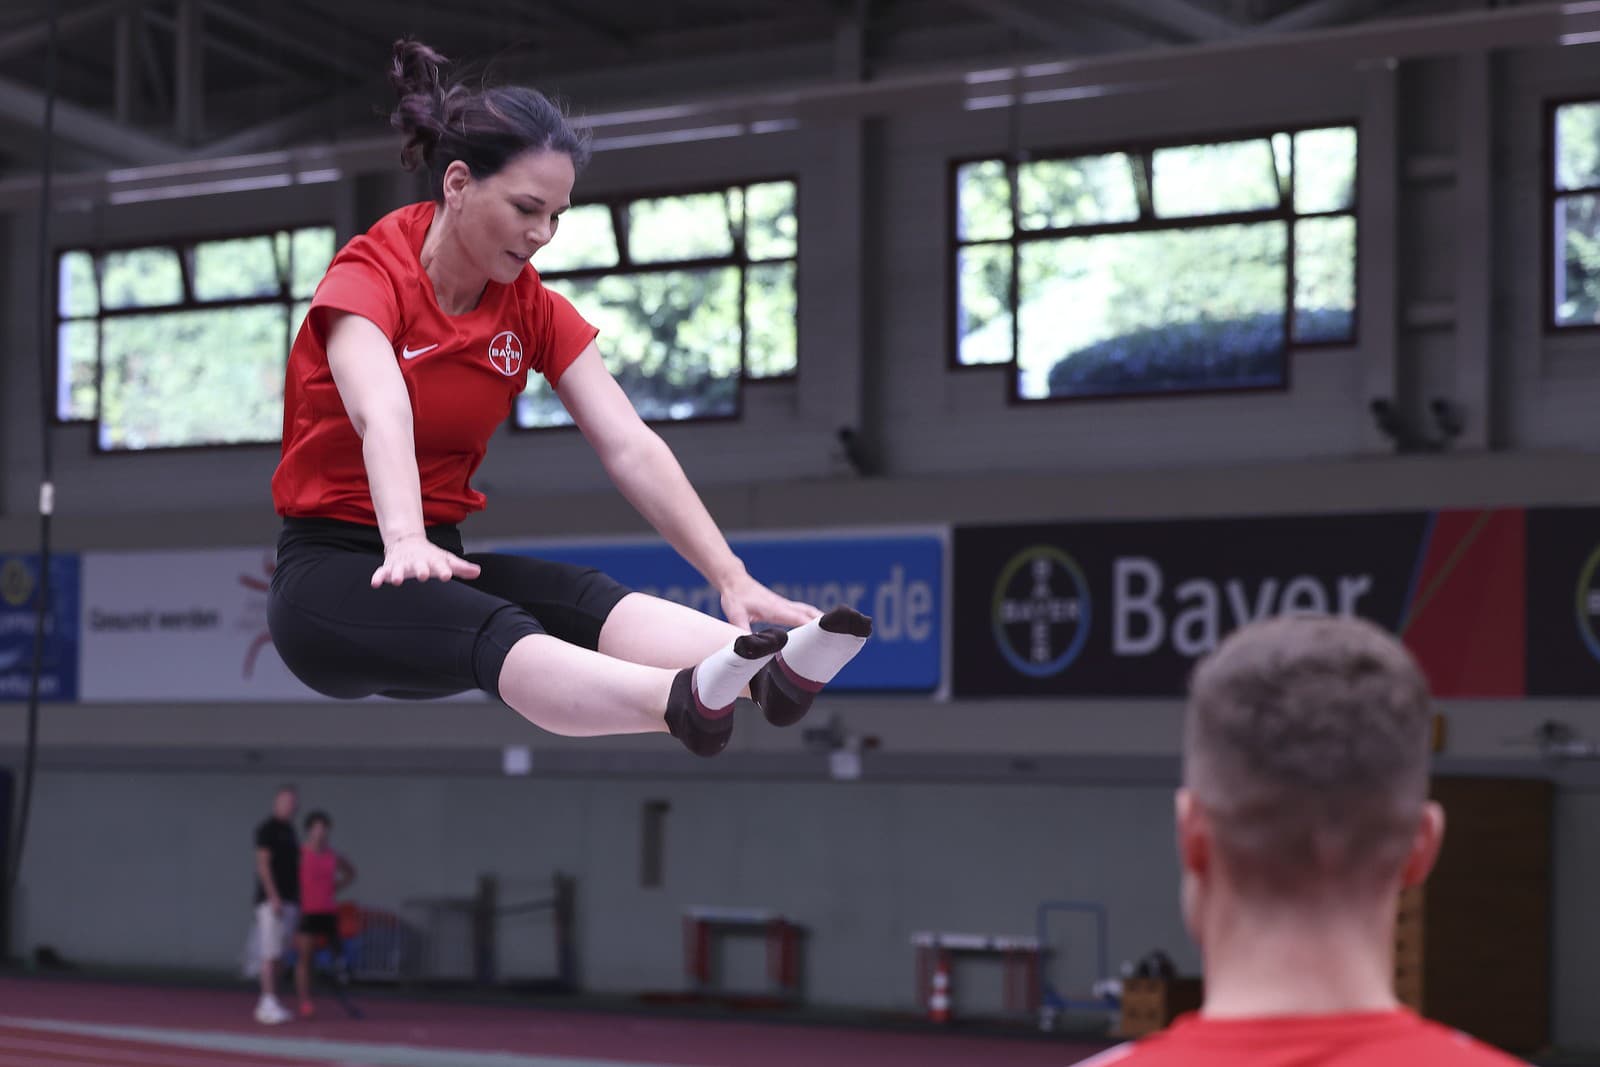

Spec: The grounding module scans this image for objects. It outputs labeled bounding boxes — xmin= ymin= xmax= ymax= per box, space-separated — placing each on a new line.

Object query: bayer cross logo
xmin=990 ymin=545 xmax=1090 ymax=678
xmin=1576 ymin=544 xmax=1600 ymax=663
xmin=0 ymin=558 xmax=34 ymax=608
xmin=488 ymin=330 xmax=524 ymax=376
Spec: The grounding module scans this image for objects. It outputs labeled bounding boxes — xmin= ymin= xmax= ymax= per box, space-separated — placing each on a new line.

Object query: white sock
xmin=779 ymin=609 xmax=870 ymax=686
xmin=694 ymin=631 xmax=785 ymax=712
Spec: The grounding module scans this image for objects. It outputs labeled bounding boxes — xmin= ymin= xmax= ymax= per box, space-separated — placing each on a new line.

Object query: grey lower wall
xmin=1552 ymin=787 xmax=1600 ymax=1047
xmin=11 ymin=768 xmax=1188 ymax=1014
xmin=12 ymin=764 xmax=1600 ymax=1046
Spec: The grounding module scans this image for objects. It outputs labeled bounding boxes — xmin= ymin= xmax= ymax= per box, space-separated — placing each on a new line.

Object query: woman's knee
xmin=475 ymin=606 xmax=547 ymax=699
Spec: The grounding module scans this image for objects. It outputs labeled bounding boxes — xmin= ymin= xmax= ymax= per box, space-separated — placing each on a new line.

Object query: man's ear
xmin=1176 ymin=788 xmax=1211 ymax=879
xmin=1400 ymin=800 xmax=1445 ymax=889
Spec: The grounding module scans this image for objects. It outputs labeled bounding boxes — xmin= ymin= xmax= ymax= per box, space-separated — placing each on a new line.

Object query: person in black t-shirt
xmin=250 ymin=785 xmax=300 ymax=1025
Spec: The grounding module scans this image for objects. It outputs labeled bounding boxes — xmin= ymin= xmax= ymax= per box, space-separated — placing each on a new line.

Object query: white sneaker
xmin=254 ymin=996 xmax=291 ymax=1025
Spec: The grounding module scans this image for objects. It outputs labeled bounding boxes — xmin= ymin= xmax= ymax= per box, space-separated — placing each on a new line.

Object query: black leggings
xmin=268 ymin=518 xmax=632 ymax=701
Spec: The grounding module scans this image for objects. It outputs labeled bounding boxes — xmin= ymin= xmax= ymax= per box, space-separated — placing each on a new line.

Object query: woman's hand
xmin=370 ymin=534 xmax=482 ymax=588
xmin=719 ymin=572 xmax=821 ymax=631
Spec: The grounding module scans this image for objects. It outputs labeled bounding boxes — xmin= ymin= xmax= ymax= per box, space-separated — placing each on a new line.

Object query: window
xmin=516 ymin=180 xmax=798 ymax=430
xmin=56 ymin=226 xmax=336 ymax=451
xmin=953 ymin=125 xmax=1358 ymax=401
xmin=1552 ymin=100 xmax=1600 ymax=329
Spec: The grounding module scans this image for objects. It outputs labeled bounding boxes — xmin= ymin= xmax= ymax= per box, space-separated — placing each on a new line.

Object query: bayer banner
xmin=488 ymin=531 xmax=945 ymax=692
xmin=952 ymin=510 xmax=1525 ymax=699
xmin=1526 ymin=507 xmax=1600 ymax=695
xmin=0 ymin=553 xmax=80 ymax=703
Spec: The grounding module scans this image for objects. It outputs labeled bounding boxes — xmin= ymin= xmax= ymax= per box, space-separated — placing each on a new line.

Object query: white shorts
xmin=254 ymin=901 xmax=300 ymax=965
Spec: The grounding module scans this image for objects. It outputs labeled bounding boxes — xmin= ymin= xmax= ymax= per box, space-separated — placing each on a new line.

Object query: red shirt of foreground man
xmin=1078 ymin=1010 xmax=1525 ymax=1066
xmin=1075 ymin=614 xmax=1529 ymax=1067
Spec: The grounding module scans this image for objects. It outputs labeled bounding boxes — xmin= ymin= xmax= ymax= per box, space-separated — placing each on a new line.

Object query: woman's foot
xmin=752 ymin=606 xmax=872 ymax=727
xmin=666 ymin=630 xmax=786 ymax=757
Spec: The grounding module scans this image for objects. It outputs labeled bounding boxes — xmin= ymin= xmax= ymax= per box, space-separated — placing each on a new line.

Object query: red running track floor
xmin=0 ymin=976 xmax=1114 ymax=1067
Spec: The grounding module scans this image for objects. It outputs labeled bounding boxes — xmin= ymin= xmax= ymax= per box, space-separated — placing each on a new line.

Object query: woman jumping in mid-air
xmin=267 ymin=40 xmax=870 ymax=756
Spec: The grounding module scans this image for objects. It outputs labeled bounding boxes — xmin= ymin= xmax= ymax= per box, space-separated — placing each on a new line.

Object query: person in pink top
xmin=294 ymin=810 xmax=358 ymax=1018
xmin=1077 ymin=614 xmax=1525 ymax=1067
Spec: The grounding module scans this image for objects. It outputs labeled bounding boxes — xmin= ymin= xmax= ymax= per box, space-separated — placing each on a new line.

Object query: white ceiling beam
xmin=955 ymin=0 xmax=1081 ymax=47
xmin=113 ymin=6 xmax=137 ymax=123
xmin=0 ymin=0 xmax=1594 ymax=202
xmin=0 ymin=0 xmax=137 ymax=61
xmin=1066 ymin=0 xmax=1242 ymax=42
xmin=539 ymin=0 xmax=633 ymax=47
xmin=136 ymin=4 xmax=169 ymax=116
xmin=174 ymin=0 xmax=203 ymax=143
xmin=960 ymin=0 xmax=1243 ymax=45
xmin=144 ymin=8 xmax=298 ymax=82
xmin=1262 ymin=0 xmax=1397 ymax=34
xmin=0 ymin=74 xmax=184 ymax=164
xmin=201 ymin=2 xmax=365 ymax=77
xmin=295 ymin=0 xmax=542 ymax=46
xmin=202 ymin=77 xmax=388 ymax=156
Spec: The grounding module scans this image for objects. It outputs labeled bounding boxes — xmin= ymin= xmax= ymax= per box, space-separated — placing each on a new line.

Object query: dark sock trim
xmin=666 ymin=668 xmax=732 ymax=758
xmin=775 ymin=651 xmax=826 ymax=693
xmin=752 ymin=661 xmax=814 ymax=728
xmin=692 ymin=674 xmax=736 ymax=719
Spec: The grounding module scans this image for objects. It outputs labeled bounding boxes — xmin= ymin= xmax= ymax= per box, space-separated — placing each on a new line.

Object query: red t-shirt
xmin=1077 ymin=1011 xmax=1526 ymax=1067
xmin=272 ymin=201 xmax=599 ymax=526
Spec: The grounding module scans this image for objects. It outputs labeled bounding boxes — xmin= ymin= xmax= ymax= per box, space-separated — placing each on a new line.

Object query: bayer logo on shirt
xmin=488 ymin=331 xmax=524 ymax=376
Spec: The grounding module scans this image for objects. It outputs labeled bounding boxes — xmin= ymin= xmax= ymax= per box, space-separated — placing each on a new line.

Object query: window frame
xmin=510 ymin=173 xmax=801 ymax=435
xmin=53 ymin=220 xmax=336 ymax=455
xmin=1545 ymin=95 xmax=1600 ymax=335
xmin=946 ymin=120 xmax=1361 ymax=406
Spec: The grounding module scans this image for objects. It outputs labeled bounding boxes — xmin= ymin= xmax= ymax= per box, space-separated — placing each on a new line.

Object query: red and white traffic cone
xmin=928 ymin=955 xmax=951 ymax=1025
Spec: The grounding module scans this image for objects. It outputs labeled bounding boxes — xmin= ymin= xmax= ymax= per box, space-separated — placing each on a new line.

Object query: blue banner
xmin=497 ymin=533 xmax=944 ymax=692
xmin=0 ymin=553 xmax=80 ymax=703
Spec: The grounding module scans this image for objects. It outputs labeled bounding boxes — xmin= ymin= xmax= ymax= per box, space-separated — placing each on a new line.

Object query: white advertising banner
xmin=79 ymin=546 xmax=327 ymax=702
xmin=80 ymin=546 xmax=493 ymax=703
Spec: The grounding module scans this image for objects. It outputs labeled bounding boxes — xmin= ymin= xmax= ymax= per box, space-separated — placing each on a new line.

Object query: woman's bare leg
xmin=293 ymin=934 xmax=312 ymax=1007
xmin=494 ymin=624 xmax=784 ymax=755
xmin=595 ymin=593 xmax=872 ymax=728
xmin=496 ymin=633 xmax=676 ymax=737
xmin=597 ymin=592 xmax=745 ymax=668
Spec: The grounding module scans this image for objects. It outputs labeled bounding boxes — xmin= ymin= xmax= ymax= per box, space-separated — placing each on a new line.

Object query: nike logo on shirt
xmin=400 ymin=343 xmax=439 ymax=360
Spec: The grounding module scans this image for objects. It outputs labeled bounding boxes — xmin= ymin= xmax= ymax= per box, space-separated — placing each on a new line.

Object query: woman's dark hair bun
xmin=389 ymin=38 xmax=448 ymax=172
xmin=383 ymin=37 xmax=591 ymax=199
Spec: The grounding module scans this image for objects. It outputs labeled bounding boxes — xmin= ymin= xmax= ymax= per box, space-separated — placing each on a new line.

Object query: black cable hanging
xmin=10 ymin=8 xmax=61 ymax=910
